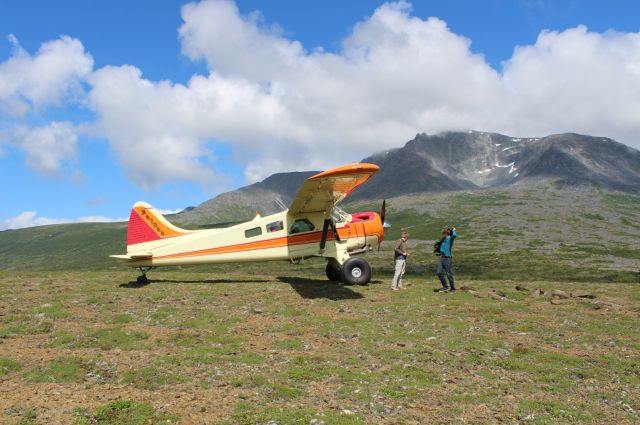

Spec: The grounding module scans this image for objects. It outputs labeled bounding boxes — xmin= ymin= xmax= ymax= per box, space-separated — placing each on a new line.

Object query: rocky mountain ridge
xmin=176 ymin=131 xmax=640 ymax=224
xmin=354 ymin=131 xmax=640 ymax=199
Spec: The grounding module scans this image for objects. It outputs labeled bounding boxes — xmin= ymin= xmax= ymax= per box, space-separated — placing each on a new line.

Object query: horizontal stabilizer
xmin=110 ymin=253 xmax=153 ymax=262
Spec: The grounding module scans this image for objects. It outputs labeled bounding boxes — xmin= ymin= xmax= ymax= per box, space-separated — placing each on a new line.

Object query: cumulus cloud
xmin=0 ymin=35 xmax=93 ymax=115
xmin=502 ymin=26 xmax=640 ymax=142
xmin=4 ymin=0 xmax=640 ymax=188
xmin=12 ymin=122 xmax=78 ymax=177
xmin=85 ymin=0 xmax=640 ymax=185
xmin=87 ymin=64 xmax=287 ymax=189
xmin=89 ymin=0 xmax=508 ymax=184
xmin=0 ymin=211 xmax=124 ymax=231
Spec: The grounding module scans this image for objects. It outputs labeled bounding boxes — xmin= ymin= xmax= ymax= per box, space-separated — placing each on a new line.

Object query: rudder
xmin=126 ymin=202 xmax=188 ymax=248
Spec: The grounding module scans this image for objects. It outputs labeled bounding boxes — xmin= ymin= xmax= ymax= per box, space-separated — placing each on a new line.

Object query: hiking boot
xmin=434 ymin=288 xmax=449 ymax=293
xmin=449 ymin=289 xmax=457 ymax=294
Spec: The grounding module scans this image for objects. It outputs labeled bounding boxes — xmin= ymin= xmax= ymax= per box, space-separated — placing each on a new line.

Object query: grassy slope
xmin=0 ymin=270 xmax=638 ymax=424
xmin=0 ymin=184 xmax=638 ymax=282
xmin=349 ymin=183 xmax=640 ymax=283
xmin=0 ymin=222 xmax=127 ymax=271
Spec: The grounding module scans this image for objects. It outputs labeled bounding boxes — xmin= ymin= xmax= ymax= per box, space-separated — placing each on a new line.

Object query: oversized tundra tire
xmin=341 ymin=257 xmax=372 ymax=286
xmin=325 ymin=263 xmax=341 ymax=282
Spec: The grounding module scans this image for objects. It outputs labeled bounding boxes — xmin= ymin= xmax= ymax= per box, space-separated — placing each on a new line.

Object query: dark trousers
xmin=437 ymin=257 xmax=455 ymax=289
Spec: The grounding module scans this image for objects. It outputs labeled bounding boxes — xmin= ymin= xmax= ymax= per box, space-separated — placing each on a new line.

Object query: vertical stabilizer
xmin=126 ymin=202 xmax=188 ymax=250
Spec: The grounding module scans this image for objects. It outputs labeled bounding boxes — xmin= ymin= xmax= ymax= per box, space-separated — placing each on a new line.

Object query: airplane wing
xmin=288 ymin=163 xmax=380 ymax=215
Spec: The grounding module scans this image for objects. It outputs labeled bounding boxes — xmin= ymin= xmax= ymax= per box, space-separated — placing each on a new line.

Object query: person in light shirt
xmin=391 ymin=231 xmax=409 ymax=290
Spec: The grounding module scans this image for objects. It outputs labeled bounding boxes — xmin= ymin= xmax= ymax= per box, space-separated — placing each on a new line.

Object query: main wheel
xmin=341 ymin=257 xmax=372 ymax=286
xmin=325 ymin=263 xmax=341 ymax=282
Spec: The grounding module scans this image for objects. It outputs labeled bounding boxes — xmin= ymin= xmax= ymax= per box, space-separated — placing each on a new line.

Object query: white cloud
xmin=0 ymin=35 xmax=93 ymax=115
xmin=157 ymin=208 xmax=184 ymax=215
xmin=85 ymin=0 xmax=640 ymax=186
xmin=87 ymin=64 xmax=292 ymax=189
xmin=179 ymin=0 xmax=303 ymax=81
xmin=12 ymin=122 xmax=78 ymax=177
xmin=502 ymin=26 xmax=640 ymax=142
xmin=4 ymin=0 xmax=640 ymax=188
xmin=0 ymin=211 xmax=124 ymax=231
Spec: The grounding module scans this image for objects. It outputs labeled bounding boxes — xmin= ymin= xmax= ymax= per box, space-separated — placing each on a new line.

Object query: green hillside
xmin=1 ymin=183 xmax=639 ymax=282
xmin=349 ymin=183 xmax=640 ymax=283
xmin=0 ymin=222 xmax=127 ymax=271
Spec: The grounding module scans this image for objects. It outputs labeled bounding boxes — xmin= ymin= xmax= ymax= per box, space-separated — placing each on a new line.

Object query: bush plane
xmin=111 ymin=163 xmax=386 ymax=285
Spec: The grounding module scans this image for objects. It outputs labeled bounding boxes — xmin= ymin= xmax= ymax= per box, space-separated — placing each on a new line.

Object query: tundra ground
xmin=0 ymin=266 xmax=638 ymax=424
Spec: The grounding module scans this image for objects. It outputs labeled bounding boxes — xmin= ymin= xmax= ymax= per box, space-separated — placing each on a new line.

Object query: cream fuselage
xmin=121 ymin=210 xmax=380 ymax=268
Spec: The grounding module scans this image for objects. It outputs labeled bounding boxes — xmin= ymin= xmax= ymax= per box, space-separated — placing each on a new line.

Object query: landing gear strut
xmin=136 ymin=267 xmax=152 ymax=284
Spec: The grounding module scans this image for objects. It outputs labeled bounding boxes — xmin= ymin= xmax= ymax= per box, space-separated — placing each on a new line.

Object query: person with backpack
xmin=434 ymin=227 xmax=457 ymax=293
xmin=391 ymin=231 xmax=409 ymax=290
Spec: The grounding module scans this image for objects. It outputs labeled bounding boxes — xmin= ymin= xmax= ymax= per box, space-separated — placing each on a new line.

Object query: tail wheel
xmin=341 ymin=257 xmax=372 ymax=286
xmin=325 ymin=263 xmax=341 ymax=282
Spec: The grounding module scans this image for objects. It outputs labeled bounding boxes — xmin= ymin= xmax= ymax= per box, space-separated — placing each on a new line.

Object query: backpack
xmin=433 ymin=236 xmax=446 ymax=256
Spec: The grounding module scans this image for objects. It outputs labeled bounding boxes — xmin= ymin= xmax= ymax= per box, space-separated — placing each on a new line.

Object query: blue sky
xmin=1 ymin=0 xmax=639 ymax=229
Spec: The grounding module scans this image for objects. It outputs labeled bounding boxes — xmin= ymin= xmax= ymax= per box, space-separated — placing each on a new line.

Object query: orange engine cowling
xmin=350 ymin=212 xmax=384 ymax=245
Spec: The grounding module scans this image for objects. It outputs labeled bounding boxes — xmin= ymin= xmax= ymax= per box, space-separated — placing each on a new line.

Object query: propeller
xmin=378 ymin=199 xmax=388 ymax=251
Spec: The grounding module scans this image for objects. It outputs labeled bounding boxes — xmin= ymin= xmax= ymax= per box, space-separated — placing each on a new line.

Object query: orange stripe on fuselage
xmin=153 ymin=227 xmax=351 ymax=260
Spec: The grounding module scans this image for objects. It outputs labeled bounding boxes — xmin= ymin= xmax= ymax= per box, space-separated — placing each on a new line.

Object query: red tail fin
xmin=126 ymin=202 xmax=188 ymax=247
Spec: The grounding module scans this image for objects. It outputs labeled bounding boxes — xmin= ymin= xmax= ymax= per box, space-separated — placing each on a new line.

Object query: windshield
xmin=331 ymin=206 xmax=351 ymax=224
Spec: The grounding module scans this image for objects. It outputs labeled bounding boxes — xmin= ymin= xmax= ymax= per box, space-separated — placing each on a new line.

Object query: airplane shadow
xmin=277 ymin=276 xmax=364 ymax=300
xmin=118 ymin=278 xmax=269 ymax=288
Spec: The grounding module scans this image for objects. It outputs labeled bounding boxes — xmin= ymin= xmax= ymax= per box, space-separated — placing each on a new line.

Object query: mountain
xmin=175 ymin=131 xmax=640 ymax=222
xmin=354 ymin=131 xmax=640 ymax=199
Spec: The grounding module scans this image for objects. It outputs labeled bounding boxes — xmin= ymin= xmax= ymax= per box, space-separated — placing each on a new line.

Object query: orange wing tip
xmin=310 ymin=163 xmax=380 ymax=180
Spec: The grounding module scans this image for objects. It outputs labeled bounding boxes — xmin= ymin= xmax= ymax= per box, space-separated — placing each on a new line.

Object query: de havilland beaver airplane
xmin=111 ymin=163 xmax=386 ymax=285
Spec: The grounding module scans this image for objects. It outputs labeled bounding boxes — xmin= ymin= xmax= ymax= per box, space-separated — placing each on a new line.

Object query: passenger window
xmin=289 ymin=218 xmax=315 ymax=234
xmin=245 ymin=226 xmax=262 ymax=238
xmin=266 ymin=220 xmax=284 ymax=233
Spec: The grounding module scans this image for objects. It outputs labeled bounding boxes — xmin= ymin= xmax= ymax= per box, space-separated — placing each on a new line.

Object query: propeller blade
xmin=378 ymin=199 xmax=386 ymax=251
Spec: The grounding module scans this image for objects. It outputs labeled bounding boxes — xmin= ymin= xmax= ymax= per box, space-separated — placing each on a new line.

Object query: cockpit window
xmin=266 ymin=220 xmax=284 ymax=233
xmin=289 ymin=218 xmax=315 ymax=234
xmin=245 ymin=226 xmax=262 ymax=238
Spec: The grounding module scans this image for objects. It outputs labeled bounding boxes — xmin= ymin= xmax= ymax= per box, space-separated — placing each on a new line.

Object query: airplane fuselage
xmin=118 ymin=209 xmax=383 ymax=268
xmin=111 ymin=163 xmax=385 ymax=285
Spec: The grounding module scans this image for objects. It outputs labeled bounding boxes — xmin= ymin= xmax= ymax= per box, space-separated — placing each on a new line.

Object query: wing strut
xmin=319 ymin=218 xmax=341 ymax=251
